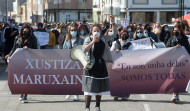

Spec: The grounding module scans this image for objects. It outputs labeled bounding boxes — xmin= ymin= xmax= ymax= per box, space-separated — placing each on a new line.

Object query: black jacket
xmin=4 ymin=27 xmax=19 ymax=44
xmin=115 ymin=40 xmax=132 ymax=50
xmin=160 ymin=31 xmax=171 ymax=44
xmin=9 ymin=36 xmax=37 ymax=56
xmin=166 ymin=35 xmax=190 ymax=54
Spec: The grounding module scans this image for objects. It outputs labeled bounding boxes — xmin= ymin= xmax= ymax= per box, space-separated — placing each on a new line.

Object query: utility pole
xmin=111 ymin=0 xmax=113 ymax=15
xmin=58 ymin=0 xmax=60 ymax=22
xmin=6 ymin=0 xmax=8 ymax=22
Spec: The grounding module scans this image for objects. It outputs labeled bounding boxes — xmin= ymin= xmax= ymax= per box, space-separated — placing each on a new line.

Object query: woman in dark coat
xmin=5 ymin=25 xmax=37 ymax=103
xmin=166 ymin=24 xmax=190 ymax=103
xmin=160 ymin=25 xmax=171 ymax=44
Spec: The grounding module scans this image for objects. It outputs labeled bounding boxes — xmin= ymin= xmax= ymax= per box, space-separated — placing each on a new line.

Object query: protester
xmin=160 ymin=25 xmax=171 ymax=44
xmin=5 ymin=25 xmax=37 ymax=103
xmin=153 ymin=22 xmax=161 ymax=42
xmin=78 ymin=25 xmax=88 ymax=39
xmin=36 ymin=22 xmax=46 ymax=32
xmin=104 ymin=28 xmax=114 ymax=47
xmin=57 ymin=25 xmax=66 ymax=49
xmin=63 ymin=24 xmax=84 ymax=101
xmin=62 ymin=24 xmax=84 ymax=50
xmin=3 ymin=19 xmax=19 ymax=62
xmin=166 ymin=24 xmax=190 ymax=103
xmin=82 ymin=15 xmax=116 ymax=111
xmin=110 ymin=29 xmax=132 ymax=101
xmin=45 ymin=25 xmax=56 ymax=49
xmin=113 ymin=26 xmax=123 ymax=41
xmin=127 ymin=26 xmax=134 ymax=40
xmin=52 ymin=24 xmax=60 ymax=49
xmin=133 ymin=28 xmax=146 ymax=40
xmin=144 ymin=23 xmax=158 ymax=42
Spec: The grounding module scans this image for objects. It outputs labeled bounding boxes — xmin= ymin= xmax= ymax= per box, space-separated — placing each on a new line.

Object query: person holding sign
xmin=110 ymin=29 xmax=132 ymax=52
xmin=82 ymin=15 xmax=116 ymax=111
xmin=110 ymin=29 xmax=132 ymax=101
xmin=5 ymin=25 xmax=37 ymax=103
xmin=166 ymin=24 xmax=190 ymax=103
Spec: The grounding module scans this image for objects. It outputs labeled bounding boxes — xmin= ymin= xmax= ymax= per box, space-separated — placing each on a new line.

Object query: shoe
xmin=65 ymin=95 xmax=71 ymax=100
xmin=21 ymin=99 xmax=28 ymax=104
xmin=171 ymin=96 xmax=177 ymax=103
xmin=114 ymin=97 xmax=119 ymax=101
xmin=85 ymin=108 xmax=90 ymax=111
xmin=73 ymin=95 xmax=79 ymax=101
xmin=95 ymin=107 xmax=101 ymax=111
xmin=19 ymin=97 xmax=23 ymax=101
xmin=121 ymin=98 xmax=128 ymax=101
xmin=176 ymin=96 xmax=180 ymax=102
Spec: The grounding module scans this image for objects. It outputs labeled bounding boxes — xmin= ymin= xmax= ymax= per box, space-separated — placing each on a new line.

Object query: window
xmin=79 ymin=0 xmax=87 ymax=3
xmin=65 ymin=0 xmax=71 ymax=3
xmin=145 ymin=12 xmax=154 ymax=23
xmin=167 ymin=12 xmax=175 ymax=23
xmin=162 ymin=0 xmax=177 ymax=4
xmin=133 ymin=0 xmax=148 ymax=4
xmin=54 ymin=0 xmax=62 ymax=4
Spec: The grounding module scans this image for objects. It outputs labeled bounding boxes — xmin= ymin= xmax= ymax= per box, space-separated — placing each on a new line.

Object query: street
xmin=0 ymin=60 xmax=190 ymax=111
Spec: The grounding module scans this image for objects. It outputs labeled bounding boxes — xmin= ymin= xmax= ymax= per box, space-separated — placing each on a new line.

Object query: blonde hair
xmin=65 ymin=25 xmax=72 ymax=40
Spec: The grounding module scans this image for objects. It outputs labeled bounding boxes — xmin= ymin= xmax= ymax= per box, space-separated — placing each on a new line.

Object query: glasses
xmin=137 ymin=32 xmax=143 ymax=33
xmin=23 ymin=31 xmax=29 ymax=33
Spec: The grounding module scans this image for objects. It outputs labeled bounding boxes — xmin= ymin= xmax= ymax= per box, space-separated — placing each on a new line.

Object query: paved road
xmin=0 ymin=60 xmax=190 ymax=111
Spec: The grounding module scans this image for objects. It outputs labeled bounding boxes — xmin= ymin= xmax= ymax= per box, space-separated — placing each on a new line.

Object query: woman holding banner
xmin=63 ymin=24 xmax=84 ymax=101
xmin=82 ymin=15 xmax=116 ymax=111
xmin=5 ymin=25 xmax=37 ymax=103
xmin=166 ymin=24 xmax=190 ymax=103
xmin=110 ymin=29 xmax=132 ymax=101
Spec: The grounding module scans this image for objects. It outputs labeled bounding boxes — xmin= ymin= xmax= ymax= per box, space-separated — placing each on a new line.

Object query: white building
xmin=128 ymin=0 xmax=190 ymax=24
xmin=93 ymin=0 xmax=127 ymax=23
xmin=94 ymin=0 xmax=190 ymax=24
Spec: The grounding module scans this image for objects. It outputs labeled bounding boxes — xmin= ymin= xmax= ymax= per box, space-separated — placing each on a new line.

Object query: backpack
xmin=116 ymin=40 xmax=132 ymax=50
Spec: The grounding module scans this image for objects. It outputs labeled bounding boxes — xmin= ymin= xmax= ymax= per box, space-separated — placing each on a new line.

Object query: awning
xmin=176 ymin=13 xmax=190 ymax=21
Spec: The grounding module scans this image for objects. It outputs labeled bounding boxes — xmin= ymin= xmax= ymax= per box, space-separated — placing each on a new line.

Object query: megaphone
xmin=70 ymin=45 xmax=95 ymax=70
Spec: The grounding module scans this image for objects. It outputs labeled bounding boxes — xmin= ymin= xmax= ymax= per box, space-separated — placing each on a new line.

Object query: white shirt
xmin=110 ymin=39 xmax=133 ymax=51
xmin=71 ymin=38 xmax=76 ymax=47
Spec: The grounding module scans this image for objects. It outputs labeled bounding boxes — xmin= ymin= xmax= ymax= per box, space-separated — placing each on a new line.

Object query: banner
xmin=8 ymin=47 xmax=190 ymax=95
xmin=117 ymin=20 xmax=129 ymax=28
xmin=130 ymin=38 xmax=152 ymax=50
xmin=107 ymin=47 xmax=190 ymax=96
xmin=33 ymin=32 xmax=49 ymax=47
xmin=8 ymin=49 xmax=83 ymax=95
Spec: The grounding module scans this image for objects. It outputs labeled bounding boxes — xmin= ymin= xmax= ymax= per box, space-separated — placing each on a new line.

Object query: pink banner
xmin=8 ymin=49 xmax=83 ymax=95
xmin=107 ymin=47 xmax=190 ymax=96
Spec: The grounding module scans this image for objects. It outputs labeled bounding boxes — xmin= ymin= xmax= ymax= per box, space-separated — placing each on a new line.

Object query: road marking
xmin=0 ymin=92 xmax=9 ymax=95
xmin=144 ymin=104 xmax=151 ymax=111
xmin=140 ymin=94 xmax=146 ymax=99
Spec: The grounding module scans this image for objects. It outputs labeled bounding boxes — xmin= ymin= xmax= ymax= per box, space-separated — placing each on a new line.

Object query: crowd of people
xmin=0 ymin=17 xmax=190 ymax=111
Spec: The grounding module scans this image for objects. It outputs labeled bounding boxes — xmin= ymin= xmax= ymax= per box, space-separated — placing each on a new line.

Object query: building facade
xmin=128 ymin=0 xmax=190 ymax=24
xmin=44 ymin=0 xmax=93 ymax=23
xmin=94 ymin=0 xmax=190 ymax=24
xmin=0 ymin=0 xmax=15 ymax=22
